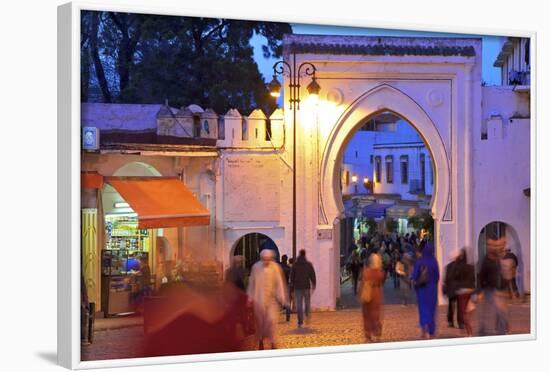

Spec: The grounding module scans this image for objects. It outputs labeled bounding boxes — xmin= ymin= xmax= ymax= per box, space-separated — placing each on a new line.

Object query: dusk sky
xmin=252 ymin=23 xmax=506 ymax=88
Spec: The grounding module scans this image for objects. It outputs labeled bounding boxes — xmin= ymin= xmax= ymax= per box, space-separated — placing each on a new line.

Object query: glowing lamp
xmin=268 ymin=75 xmax=282 ymax=98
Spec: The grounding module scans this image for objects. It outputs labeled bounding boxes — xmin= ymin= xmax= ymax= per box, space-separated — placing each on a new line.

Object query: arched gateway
xmin=282 ymin=34 xmax=483 ymax=309
xmin=320 ymin=84 xmax=450 ymax=226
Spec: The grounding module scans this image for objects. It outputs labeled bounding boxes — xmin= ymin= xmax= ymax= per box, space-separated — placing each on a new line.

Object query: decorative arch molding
xmin=320 ymin=83 xmax=451 ymax=224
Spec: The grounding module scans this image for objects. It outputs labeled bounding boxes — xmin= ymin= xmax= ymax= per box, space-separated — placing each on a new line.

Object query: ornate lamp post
xmin=268 ymin=55 xmax=320 ymax=260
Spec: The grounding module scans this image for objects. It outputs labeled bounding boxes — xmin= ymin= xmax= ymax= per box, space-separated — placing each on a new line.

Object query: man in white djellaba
xmin=247 ymin=249 xmax=288 ymax=350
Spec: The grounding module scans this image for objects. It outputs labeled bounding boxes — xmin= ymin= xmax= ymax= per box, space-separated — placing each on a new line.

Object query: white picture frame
xmin=57 ymin=1 xmax=537 ymax=369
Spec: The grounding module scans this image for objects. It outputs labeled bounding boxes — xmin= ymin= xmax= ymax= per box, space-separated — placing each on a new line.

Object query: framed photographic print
xmin=58 ymin=1 xmax=536 ymax=369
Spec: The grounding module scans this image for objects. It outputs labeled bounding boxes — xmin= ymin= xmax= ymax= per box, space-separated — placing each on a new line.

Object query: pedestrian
xmin=347 ymin=251 xmax=362 ymax=295
xmin=136 ymin=257 xmax=152 ymax=295
xmin=396 ymin=251 xmax=414 ymax=306
xmin=443 ymin=250 xmax=459 ymax=328
xmin=411 ymin=235 xmax=440 ymax=339
xmin=477 ymin=236 xmax=509 ymax=336
xmin=501 ymin=248 xmax=520 ymax=300
xmin=247 ymin=249 xmax=288 ymax=349
xmin=390 ymin=248 xmax=401 ymax=289
xmin=225 ymin=255 xmax=246 ymax=291
xmin=453 ymin=248 xmax=476 ymax=336
xmin=280 ymin=254 xmax=292 ymax=321
xmin=358 ymin=252 xmax=385 ymax=342
xmin=290 ymin=249 xmax=317 ymax=328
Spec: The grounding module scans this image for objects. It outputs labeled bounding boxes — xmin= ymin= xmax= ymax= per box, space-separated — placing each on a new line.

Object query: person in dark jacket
xmin=443 ymin=251 xmax=459 ymax=328
xmin=453 ymin=248 xmax=476 ymax=336
xmin=280 ymin=255 xmax=292 ymax=321
xmin=477 ymin=236 xmax=508 ymax=336
xmin=347 ymin=251 xmax=362 ymax=295
xmin=411 ymin=239 xmax=440 ymax=339
xmin=290 ymin=249 xmax=317 ymax=328
xmin=225 ymin=255 xmax=246 ymax=291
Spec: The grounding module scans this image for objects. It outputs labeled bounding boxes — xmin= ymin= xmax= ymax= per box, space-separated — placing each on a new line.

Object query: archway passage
xmin=320 ymin=84 xmax=449 ymax=308
xmin=477 ymin=221 xmax=524 ymax=298
xmin=233 ymin=233 xmax=280 ymax=271
xmin=338 ymin=110 xmax=435 ymax=308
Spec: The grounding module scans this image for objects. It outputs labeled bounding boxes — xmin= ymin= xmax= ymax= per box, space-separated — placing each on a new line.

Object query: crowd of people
xmin=137 ymin=231 xmax=522 ymax=356
xmin=344 ymin=227 xmax=522 ymax=342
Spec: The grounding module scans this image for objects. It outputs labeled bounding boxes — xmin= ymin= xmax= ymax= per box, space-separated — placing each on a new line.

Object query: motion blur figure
xmin=477 ymin=236 xmax=509 ymax=336
xmin=411 ymin=234 xmax=440 ymax=339
xmin=143 ymin=282 xmax=250 ymax=357
xmin=247 ymin=249 xmax=288 ymax=349
xmin=358 ymin=253 xmax=385 ymax=342
xmin=453 ymin=248 xmax=476 ymax=336
xmin=225 ymin=255 xmax=246 ymax=291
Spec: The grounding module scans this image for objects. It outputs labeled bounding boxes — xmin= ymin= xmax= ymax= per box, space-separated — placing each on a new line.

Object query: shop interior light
xmin=106 ymin=212 xmax=137 ymax=218
xmin=114 ymin=202 xmax=130 ymax=208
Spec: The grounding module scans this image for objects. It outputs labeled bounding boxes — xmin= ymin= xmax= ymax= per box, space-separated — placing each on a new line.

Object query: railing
xmin=508 ymin=70 xmax=530 ymax=86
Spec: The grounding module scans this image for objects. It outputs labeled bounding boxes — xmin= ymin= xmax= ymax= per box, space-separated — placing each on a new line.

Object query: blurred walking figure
xmin=443 ymin=250 xmax=459 ymax=328
xmin=501 ymin=248 xmax=520 ymax=300
xmin=477 ymin=236 xmax=509 ymax=336
xmin=396 ymin=252 xmax=415 ymax=306
xmin=280 ymin=254 xmax=292 ymax=321
xmin=225 ymin=255 xmax=246 ymax=291
xmin=453 ymin=248 xmax=476 ymax=336
xmin=358 ymin=252 xmax=385 ymax=342
xmin=347 ymin=251 xmax=362 ymax=295
xmin=411 ymin=234 xmax=440 ymax=339
xmin=247 ymin=249 xmax=288 ymax=349
xmin=290 ymin=249 xmax=317 ymax=328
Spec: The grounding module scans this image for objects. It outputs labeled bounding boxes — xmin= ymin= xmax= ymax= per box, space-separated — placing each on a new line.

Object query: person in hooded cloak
xmin=411 ymin=237 xmax=440 ymax=339
xmin=246 ymin=249 xmax=288 ymax=349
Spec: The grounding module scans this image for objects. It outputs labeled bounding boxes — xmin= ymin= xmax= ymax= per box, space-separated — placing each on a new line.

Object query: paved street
xmin=82 ymin=282 xmax=530 ymax=361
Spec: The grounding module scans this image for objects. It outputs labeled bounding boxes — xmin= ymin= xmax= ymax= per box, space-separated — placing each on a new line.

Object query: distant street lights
xmin=268 ymin=55 xmax=321 ymax=260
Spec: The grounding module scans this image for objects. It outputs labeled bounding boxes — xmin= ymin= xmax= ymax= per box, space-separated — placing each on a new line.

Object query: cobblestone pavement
xmin=82 ymin=282 xmax=531 ymax=361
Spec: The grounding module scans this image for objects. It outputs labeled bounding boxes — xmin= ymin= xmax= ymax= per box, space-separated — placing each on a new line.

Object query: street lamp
xmin=268 ymin=55 xmax=320 ymax=260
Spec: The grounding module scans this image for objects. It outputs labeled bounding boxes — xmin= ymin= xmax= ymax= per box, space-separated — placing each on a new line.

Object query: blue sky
xmin=252 ymin=23 xmax=506 ymax=87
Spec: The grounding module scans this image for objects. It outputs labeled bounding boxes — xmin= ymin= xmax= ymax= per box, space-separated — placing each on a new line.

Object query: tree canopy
xmin=80 ymin=11 xmax=292 ymax=115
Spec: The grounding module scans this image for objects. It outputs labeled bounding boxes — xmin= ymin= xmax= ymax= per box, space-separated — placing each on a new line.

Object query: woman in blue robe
xmin=411 ymin=240 xmax=440 ymax=338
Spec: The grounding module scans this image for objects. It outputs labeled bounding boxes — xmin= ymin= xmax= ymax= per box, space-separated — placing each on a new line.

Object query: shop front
xmin=82 ymin=173 xmax=211 ymax=317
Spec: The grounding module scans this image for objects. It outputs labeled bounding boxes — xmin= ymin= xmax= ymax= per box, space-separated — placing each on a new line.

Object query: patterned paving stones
xmin=82 ymin=282 xmax=530 ymax=361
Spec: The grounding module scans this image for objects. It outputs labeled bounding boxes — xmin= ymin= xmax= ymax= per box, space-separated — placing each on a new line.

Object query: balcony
xmin=508 ymin=70 xmax=530 ymax=93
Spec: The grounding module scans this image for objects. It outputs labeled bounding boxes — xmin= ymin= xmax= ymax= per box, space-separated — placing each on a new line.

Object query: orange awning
xmin=81 ymin=171 xmax=104 ymax=189
xmin=107 ymin=177 xmax=210 ymax=229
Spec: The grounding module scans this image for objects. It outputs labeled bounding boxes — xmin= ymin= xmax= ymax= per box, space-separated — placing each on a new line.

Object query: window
xmin=218 ymin=117 xmax=225 ymax=140
xmin=344 ymin=170 xmax=350 ymax=186
xmin=370 ymin=155 xmax=373 ymax=164
xmin=420 ymin=153 xmax=426 ymax=191
xmin=242 ymin=118 xmax=248 ymax=140
xmin=400 ymin=155 xmax=409 ymax=184
xmin=265 ymin=119 xmax=272 ymax=141
xmin=193 ymin=115 xmax=201 ymax=137
xmin=481 ymin=120 xmax=488 ymax=140
xmin=355 ymin=150 xmax=358 ymax=159
xmin=525 ymin=39 xmax=530 ymax=66
xmin=374 ymin=156 xmax=381 ymax=183
xmin=385 ymin=155 xmax=393 ymax=184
